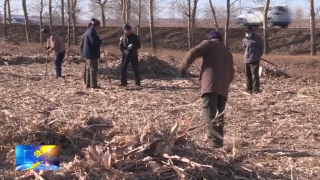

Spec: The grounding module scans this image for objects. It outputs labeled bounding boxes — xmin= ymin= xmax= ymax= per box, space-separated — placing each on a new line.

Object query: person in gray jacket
xmin=242 ymin=25 xmax=264 ymax=94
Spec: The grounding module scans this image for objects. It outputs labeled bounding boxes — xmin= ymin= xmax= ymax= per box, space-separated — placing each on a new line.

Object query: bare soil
xmin=1 ymin=24 xmax=320 ymax=55
xmin=0 ymin=42 xmax=319 ymax=179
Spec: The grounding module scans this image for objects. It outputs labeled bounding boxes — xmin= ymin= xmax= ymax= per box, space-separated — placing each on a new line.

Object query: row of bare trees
xmin=186 ymin=0 xmax=319 ymax=56
xmin=0 ymin=0 xmax=319 ymax=55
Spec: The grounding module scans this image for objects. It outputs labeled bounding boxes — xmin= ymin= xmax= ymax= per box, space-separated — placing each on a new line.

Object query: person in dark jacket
xmin=80 ymin=22 xmax=94 ymax=85
xmin=178 ymin=31 xmax=235 ymax=148
xmin=81 ymin=18 xmax=102 ymax=88
xmin=119 ymin=24 xmax=141 ymax=87
xmin=41 ymin=28 xmax=66 ymax=79
xmin=243 ymin=25 xmax=264 ymax=94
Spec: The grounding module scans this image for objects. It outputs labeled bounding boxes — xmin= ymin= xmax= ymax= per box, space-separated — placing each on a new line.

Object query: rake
xmin=44 ymin=39 xmax=49 ymax=79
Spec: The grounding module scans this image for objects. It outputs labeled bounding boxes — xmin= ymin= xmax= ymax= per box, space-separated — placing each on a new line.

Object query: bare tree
xmin=3 ymin=0 xmax=8 ymax=37
xmin=22 ymin=0 xmax=30 ymax=42
xmin=67 ymin=0 xmax=71 ymax=47
xmin=121 ymin=0 xmax=131 ymax=24
xmin=49 ymin=0 xmax=53 ymax=30
xmin=208 ymin=0 xmax=219 ymax=29
xmin=40 ymin=0 xmax=44 ymax=45
xmin=61 ymin=0 xmax=65 ymax=42
xmin=262 ymin=0 xmax=270 ymax=54
xmin=185 ymin=0 xmax=199 ymax=49
xmin=7 ymin=0 xmax=11 ymax=24
xmin=149 ymin=0 xmax=156 ymax=52
xmin=187 ymin=0 xmax=192 ymax=49
xmin=92 ymin=0 xmax=108 ymax=27
xmin=70 ymin=0 xmax=79 ymax=45
xmin=225 ymin=0 xmax=238 ymax=48
xmin=309 ymin=0 xmax=316 ymax=56
xmin=191 ymin=0 xmax=199 ymax=44
xmin=137 ymin=0 xmax=142 ymax=34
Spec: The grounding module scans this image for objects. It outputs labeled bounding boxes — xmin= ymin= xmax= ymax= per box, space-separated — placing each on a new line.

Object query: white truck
xmin=236 ymin=6 xmax=292 ymax=28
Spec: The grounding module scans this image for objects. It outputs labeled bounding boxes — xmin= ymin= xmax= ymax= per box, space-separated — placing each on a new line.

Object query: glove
xmin=128 ymin=44 xmax=133 ymax=50
xmin=123 ymin=49 xmax=129 ymax=55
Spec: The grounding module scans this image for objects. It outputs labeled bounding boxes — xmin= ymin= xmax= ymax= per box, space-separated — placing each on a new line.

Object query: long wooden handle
xmin=45 ymin=39 xmax=48 ymax=79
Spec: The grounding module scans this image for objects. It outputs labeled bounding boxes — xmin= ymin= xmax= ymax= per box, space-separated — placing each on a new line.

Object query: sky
xmin=3 ymin=0 xmax=319 ymax=19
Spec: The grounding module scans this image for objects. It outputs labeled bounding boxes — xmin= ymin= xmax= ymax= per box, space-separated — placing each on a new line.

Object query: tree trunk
xmin=208 ymin=0 xmax=219 ymax=29
xmin=72 ymin=13 xmax=77 ymax=45
xmin=49 ymin=0 xmax=53 ymax=30
xmin=309 ymin=0 xmax=316 ymax=56
xmin=127 ymin=0 xmax=131 ymax=24
xmin=22 ymin=0 xmax=30 ymax=42
xmin=124 ymin=0 xmax=131 ymax=24
xmin=61 ymin=0 xmax=65 ymax=42
xmin=224 ymin=0 xmax=230 ymax=48
xmin=137 ymin=0 xmax=141 ymax=35
xmin=187 ymin=0 xmax=192 ymax=50
xmin=3 ymin=0 xmax=8 ymax=37
xmin=7 ymin=0 xmax=11 ymax=24
xmin=67 ymin=0 xmax=71 ymax=47
xmin=121 ymin=0 xmax=126 ymax=24
xmin=191 ymin=0 xmax=198 ymax=47
xmin=149 ymin=0 xmax=156 ymax=53
xmin=40 ymin=0 xmax=44 ymax=45
xmin=71 ymin=0 xmax=78 ymax=45
xmin=263 ymin=0 xmax=270 ymax=55
xmin=100 ymin=4 xmax=106 ymax=27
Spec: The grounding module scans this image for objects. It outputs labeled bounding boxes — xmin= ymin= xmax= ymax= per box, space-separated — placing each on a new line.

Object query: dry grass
xmin=0 ymin=42 xmax=319 ymax=179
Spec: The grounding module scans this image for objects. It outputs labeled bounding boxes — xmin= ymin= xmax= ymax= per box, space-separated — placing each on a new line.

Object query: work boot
xmin=135 ymin=83 xmax=141 ymax=87
xmin=206 ymin=130 xmax=223 ymax=149
xmin=253 ymin=89 xmax=261 ymax=94
xmin=118 ymin=83 xmax=127 ymax=87
xmin=245 ymin=89 xmax=252 ymax=94
xmin=92 ymin=86 xmax=102 ymax=89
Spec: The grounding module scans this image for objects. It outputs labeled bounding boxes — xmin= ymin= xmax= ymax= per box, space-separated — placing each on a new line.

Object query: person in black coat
xmin=81 ymin=18 xmax=102 ymax=88
xmin=119 ymin=24 xmax=141 ymax=87
xmin=80 ymin=22 xmax=93 ymax=85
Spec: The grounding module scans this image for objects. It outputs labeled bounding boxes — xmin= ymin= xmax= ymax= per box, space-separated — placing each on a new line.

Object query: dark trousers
xmin=245 ymin=62 xmax=260 ymax=91
xmin=54 ymin=51 xmax=66 ymax=78
xmin=201 ymin=93 xmax=227 ymax=148
xmin=85 ymin=59 xmax=98 ymax=88
xmin=120 ymin=56 xmax=141 ymax=85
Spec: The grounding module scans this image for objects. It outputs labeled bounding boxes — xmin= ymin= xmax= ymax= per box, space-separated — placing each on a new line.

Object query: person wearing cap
xmin=178 ymin=30 xmax=235 ymax=148
xmin=80 ymin=22 xmax=94 ymax=85
xmin=119 ymin=23 xmax=141 ymax=87
xmin=243 ymin=25 xmax=264 ymax=94
xmin=81 ymin=18 xmax=102 ymax=89
xmin=41 ymin=28 xmax=66 ymax=79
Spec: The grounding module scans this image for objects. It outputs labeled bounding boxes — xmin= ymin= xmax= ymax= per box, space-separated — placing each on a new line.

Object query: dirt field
xmin=0 ymin=41 xmax=319 ymax=179
xmin=1 ymin=24 xmax=320 ymax=55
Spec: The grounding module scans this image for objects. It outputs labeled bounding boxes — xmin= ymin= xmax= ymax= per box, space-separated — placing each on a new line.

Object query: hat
xmin=208 ymin=31 xmax=223 ymax=42
xmin=91 ymin=18 xmax=100 ymax=26
xmin=245 ymin=25 xmax=254 ymax=32
xmin=41 ymin=28 xmax=49 ymax=34
xmin=123 ymin=24 xmax=131 ymax=30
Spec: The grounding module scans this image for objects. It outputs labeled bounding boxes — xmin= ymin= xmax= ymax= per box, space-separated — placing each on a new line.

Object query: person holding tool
xmin=119 ymin=24 xmax=142 ymax=87
xmin=178 ymin=31 xmax=235 ymax=148
xmin=81 ymin=18 xmax=102 ymax=89
xmin=41 ymin=28 xmax=66 ymax=79
xmin=242 ymin=25 xmax=264 ymax=94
